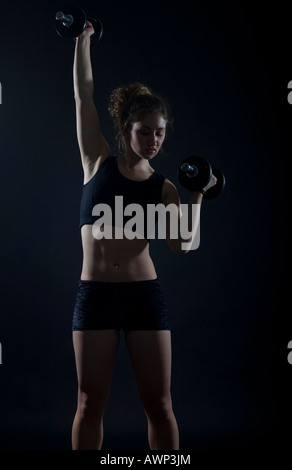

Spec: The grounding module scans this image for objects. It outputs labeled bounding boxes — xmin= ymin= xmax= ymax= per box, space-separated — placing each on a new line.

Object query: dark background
xmin=0 ymin=0 xmax=291 ymax=452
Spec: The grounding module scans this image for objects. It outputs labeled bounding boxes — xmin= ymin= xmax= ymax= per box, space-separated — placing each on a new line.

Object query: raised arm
xmin=73 ymin=22 xmax=111 ymax=179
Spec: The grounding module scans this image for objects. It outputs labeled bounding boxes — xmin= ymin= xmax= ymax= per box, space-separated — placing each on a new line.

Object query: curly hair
xmin=108 ymin=83 xmax=173 ymax=153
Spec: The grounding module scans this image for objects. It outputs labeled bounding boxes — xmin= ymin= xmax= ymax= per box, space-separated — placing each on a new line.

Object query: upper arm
xmin=75 ymin=97 xmax=111 ymax=171
xmin=161 ymin=179 xmax=183 ymax=253
xmin=161 ymin=178 xmax=182 ymax=217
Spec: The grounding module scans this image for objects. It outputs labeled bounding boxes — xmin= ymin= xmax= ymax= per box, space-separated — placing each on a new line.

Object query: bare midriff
xmin=80 ymin=224 xmax=157 ymax=282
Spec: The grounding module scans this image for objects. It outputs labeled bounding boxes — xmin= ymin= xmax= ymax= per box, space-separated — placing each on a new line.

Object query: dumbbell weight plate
xmin=72 ymin=16 xmax=104 ymax=44
xmin=55 ymin=5 xmax=87 ymax=38
xmin=204 ymin=167 xmax=226 ymax=199
xmin=178 ymin=156 xmax=212 ymax=192
xmin=87 ymin=17 xmax=103 ymax=44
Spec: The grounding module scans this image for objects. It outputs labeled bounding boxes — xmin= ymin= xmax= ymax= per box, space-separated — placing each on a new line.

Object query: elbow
xmin=174 ymin=248 xmax=190 ymax=255
xmin=167 ymin=240 xmax=191 ymax=255
xmin=74 ymin=88 xmax=93 ymax=103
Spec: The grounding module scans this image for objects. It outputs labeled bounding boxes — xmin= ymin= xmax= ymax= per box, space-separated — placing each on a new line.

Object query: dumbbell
xmin=178 ymin=156 xmax=225 ymax=199
xmin=55 ymin=5 xmax=103 ymax=44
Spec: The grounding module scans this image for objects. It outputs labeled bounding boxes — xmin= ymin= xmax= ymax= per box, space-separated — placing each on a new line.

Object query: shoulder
xmin=161 ymin=178 xmax=180 ymax=206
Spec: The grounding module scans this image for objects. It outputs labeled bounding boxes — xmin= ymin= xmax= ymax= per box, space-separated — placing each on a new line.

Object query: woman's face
xmin=127 ymin=113 xmax=167 ymax=160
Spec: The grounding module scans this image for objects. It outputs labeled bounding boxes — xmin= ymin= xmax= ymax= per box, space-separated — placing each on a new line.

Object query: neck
xmin=118 ymin=152 xmax=151 ymax=171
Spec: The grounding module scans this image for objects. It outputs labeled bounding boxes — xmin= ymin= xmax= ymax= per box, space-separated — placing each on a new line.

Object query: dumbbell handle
xmin=180 ymin=162 xmax=198 ymax=178
xmin=55 ymin=11 xmax=74 ymax=27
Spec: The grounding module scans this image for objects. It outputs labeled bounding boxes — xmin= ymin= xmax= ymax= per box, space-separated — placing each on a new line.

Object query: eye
xmin=140 ymin=131 xmax=149 ymax=136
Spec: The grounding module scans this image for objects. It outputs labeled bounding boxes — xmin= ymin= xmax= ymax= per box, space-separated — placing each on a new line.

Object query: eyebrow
xmin=141 ymin=126 xmax=166 ymax=130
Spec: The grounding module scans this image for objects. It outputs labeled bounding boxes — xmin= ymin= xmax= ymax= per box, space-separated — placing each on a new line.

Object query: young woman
xmin=71 ymin=22 xmax=216 ymax=450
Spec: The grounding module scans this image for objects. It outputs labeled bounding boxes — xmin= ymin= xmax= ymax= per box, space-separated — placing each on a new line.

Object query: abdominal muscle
xmin=80 ymin=224 xmax=157 ymax=282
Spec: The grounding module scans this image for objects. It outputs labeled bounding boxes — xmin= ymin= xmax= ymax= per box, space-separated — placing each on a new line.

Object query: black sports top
xmin=79 ymin=156 xmax=166 ymax=242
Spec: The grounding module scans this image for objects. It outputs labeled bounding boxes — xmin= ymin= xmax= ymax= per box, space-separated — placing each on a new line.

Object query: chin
xmin=144 ymin=151 xmax=158 ymax=160
xmin=138 ymin=153 xmax=152 ymax=160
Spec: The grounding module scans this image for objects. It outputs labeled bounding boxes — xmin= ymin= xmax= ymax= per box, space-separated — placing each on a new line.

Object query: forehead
xmin=134 ymin=113 xmax=166 ymax=129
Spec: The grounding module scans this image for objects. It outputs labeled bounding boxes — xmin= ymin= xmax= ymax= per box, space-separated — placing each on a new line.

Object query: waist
xmin=78 ymin=276 xmax=161 ymax=287
xmin=80 ymin=225 xmax=157 ymax=282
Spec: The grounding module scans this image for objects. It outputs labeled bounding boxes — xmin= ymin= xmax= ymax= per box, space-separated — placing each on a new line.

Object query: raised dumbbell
xmin=178 ymin=155 xmax=226 ymax=199
xmin=55 ymin=5 xmax=103 ymax=44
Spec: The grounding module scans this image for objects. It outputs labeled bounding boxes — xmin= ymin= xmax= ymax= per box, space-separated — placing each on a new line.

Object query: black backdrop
xmin=0 ymin=0 xmax=291 ymax=452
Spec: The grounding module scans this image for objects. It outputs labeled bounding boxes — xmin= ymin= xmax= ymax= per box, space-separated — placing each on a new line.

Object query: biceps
xmin=75 ymin=98 xmax=110 ymax=165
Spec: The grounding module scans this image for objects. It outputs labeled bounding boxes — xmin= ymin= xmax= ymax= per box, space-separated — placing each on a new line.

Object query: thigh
xmin=73 ymin=330 xmax=120 ymax=394
xmin=125 ymin=331 xmax=172 ymax=401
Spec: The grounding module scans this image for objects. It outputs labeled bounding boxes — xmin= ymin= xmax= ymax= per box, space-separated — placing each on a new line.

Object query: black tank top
xmin=79 ymin=156 xmax=166 ymax=242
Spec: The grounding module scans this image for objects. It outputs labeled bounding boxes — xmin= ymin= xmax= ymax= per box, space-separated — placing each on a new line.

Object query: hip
xmin=72 ymin=277 xmax=170 ymax=331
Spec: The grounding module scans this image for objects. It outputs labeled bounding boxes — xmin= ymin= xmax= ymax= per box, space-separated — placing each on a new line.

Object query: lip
xmin=146 ymin=148 xmax=156 ymax=154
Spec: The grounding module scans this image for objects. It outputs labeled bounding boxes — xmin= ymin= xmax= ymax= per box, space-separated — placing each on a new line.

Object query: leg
xmin=72 ymin=330 xmax=120 ymax=450
xmin=125 ymin=330 xmax=179 ymax=450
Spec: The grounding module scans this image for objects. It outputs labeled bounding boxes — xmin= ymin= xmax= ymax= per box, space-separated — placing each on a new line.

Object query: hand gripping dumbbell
xmin=178 ymin=156 xmax=226 ymax=199
xmin=55 ymin=5 xmax=103 ymax=44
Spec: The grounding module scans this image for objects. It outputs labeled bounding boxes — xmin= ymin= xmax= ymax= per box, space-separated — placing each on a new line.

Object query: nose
xmin=148 ymin=133 xmax=157 ymax=147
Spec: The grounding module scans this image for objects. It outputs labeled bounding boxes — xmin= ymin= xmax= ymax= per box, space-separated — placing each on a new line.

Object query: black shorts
xmin=72 ymin=277 xmax=170 ymax=331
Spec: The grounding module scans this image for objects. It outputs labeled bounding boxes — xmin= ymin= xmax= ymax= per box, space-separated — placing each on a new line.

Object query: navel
xmin=113 ymin=264 xmax=119 ymax=269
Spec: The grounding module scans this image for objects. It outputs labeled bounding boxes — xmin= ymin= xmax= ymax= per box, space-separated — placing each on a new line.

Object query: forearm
xmin=73 ymin=35 xmax=94 ymax=99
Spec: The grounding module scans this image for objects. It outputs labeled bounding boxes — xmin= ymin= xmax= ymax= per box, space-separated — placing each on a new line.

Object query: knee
xmin=77 ymin=388 xmax=108 ymax=420
xmin=142 ymin=395 xmax=174 ymax=422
